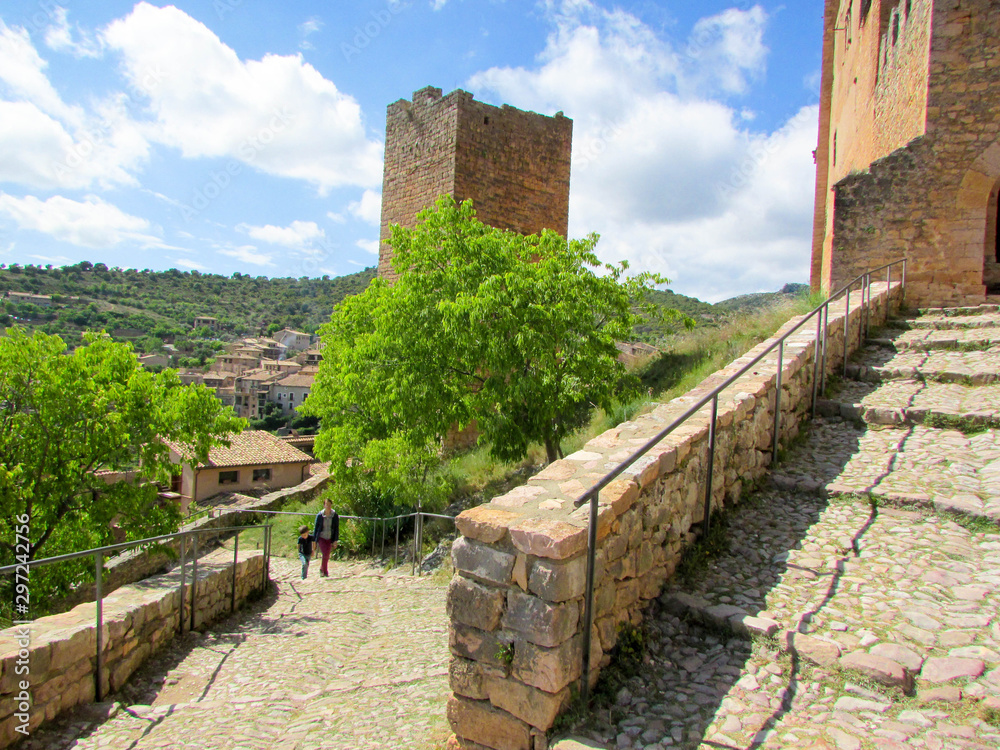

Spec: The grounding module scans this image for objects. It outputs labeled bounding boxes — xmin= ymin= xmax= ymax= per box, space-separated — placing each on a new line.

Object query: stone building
xmin=811 ymin=0 xmax=1000 ymax=306
xmin=378 ymin=86 xmax=573 ymax=281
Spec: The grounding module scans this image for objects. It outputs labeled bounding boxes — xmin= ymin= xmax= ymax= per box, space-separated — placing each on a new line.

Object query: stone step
xmin=845 ymin=345 xmax=1000 ymax=384
xmin=769 ymin=417 xmax=1000 ymax=521
xmin=869 ymin=326 xmax=1000 ymax=352
xmin=890 ymin=313 xmax=1000 ymax=330
xmin=914 ymin=303 xmax=1000 ymax=317
xmin=817 ymin=379 xmax=1000 ymax=427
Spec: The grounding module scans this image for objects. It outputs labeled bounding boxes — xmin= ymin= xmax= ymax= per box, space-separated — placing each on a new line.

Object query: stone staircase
xmin=556 ymin=304 xmax=1000 ymax=750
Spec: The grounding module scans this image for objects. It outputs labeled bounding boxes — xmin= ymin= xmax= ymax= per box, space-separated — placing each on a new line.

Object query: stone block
xmin=448 ymin=695 xmax=532 ymax=750
xmin=920 ymin=656 xmax=985 ymax=683
xmin=510 ymin=518 xmax=588 ymax=560
xmin=453 ymin=538 xmax=517 ymax=586
xmin=839 ymin=651 xmax=912 ymax=691
xmin=782 ymin=631 xmax=842 ymax=668
xmin=512 ymin=554 xmax=529 ymax=592
xmin=457 ymin=506 xmax=522 ymax=544
xmin=484 ymin=675 xmax=570 ymax=730
xmin=528 ymin=554 xmax=587 ymax=603
xmin=502 ymin=593 xmax=578 ymax=648
xmin=451 ymin=623 xmax=507 ymax=667
xmin=511 ymin=635 xmax=582 ymax=694
xmin=598 ymin=478 xmax=639 ymax=516
xmin=448 ymin=577 xmax=506 ymax=632
xmin=451 ymin=656 xmax=505 ymax=700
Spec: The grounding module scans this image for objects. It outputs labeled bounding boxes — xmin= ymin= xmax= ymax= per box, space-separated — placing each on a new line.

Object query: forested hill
xmin=0 ymin=261 xmax=376 ymax=347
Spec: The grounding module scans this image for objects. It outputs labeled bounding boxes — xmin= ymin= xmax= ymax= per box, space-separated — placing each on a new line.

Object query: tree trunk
xmin=544 ymin=437 xmax=559 ymax=464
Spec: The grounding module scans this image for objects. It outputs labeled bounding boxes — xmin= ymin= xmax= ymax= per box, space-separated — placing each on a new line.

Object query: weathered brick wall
xmin=813 ymin=0 xmax=1000 ymax=307
xmin=445 ymin=282 xmax=903 ymax=750
xmin=0 ymin=549 xmax=265 ymax=748
xmin=378 ymin=87 xmax=572 ymax=282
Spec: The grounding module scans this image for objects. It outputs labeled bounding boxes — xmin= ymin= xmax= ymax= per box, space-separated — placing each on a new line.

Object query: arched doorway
xmin=988 ymin=180 xmax=1000 ymax=292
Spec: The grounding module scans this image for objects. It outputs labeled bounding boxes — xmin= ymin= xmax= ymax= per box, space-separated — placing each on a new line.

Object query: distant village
xmin=171 ymin=317 xmax=321 ymax=422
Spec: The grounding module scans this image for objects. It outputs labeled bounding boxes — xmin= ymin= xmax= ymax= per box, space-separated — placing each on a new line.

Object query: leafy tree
xmin=304 ymin=196 xmax=689 ymax=507
xmin=249 ymin=401 xmax=287 ymax=432
xmin=0 ymin=328 xmax=246 ymax=577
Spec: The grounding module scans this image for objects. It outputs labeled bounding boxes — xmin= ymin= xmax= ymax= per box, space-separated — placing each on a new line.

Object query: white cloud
xmin=468 ymin=1 xmax=813 ymax=300
xmin=175 ymin=258 xmax=208 ymax=270
xmin=237 ymin=220 xmax=324 ymax=248
xmin=326 ymin=211 xmax=346 ymax=224
xmin=102 ymin=3 xmax=383 ymax=194
xmin=28 ymin=253 xmax=74 ymax=265
xmin=298 ymin=17 xmax=323 ymax=50
xmin=0 ymin=193 xmax=168 ymax=249
xmin=219 ymin=244 xmax=275 ymax=267
xmin=431 ymin=0 xmax=449 ymax=10
xmin=44 ymin=7 xmax=104 ymax=59
xmin=348 ymin=190 xmax=381 ymax=226
xmin=0 ymin=20 xmax=82 ymax=125
xmin=356 ymin=238 xmax=379 ymax=254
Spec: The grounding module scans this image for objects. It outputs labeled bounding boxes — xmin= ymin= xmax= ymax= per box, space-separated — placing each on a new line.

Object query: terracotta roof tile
xmin=167 ymin=431 xmax=311 ymax=469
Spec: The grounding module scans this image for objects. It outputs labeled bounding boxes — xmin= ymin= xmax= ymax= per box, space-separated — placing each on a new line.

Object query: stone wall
xmin=378 ymin=87 xmax=572 ymax=282
xmin=445 ymin=281 xmax=904 ymax=750
xmin=0 ymin=548 xmax=265 ymax=749
xmin=812 ymin=0 xmax=1000 ymax=307
xmin=52 ymin=472 xmax=329 ymax=618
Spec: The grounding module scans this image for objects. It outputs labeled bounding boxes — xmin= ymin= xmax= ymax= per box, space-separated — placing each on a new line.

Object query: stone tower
xmin=811 ymin=0 xmax=1000 ymax=307
xmin=378 ymin=86 xmax=573 ymax=281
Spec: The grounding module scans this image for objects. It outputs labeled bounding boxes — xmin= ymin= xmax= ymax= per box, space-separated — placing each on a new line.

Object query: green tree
xmin=304 ymin=196 xmax=689 ymax=504
xmin=0 ymin=328 xmax=246 ymax=571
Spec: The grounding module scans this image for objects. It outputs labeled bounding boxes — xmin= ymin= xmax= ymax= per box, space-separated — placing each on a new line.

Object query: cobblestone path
xmin=21 ymin=559 xmax=452 ymax=750
xmin=559 ymin=305 xmax=1000 ymax=750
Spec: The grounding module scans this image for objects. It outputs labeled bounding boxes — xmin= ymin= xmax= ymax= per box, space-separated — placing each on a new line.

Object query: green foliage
xmin=0 ymin=262 xmax=376 ymax=345
xmin=306 ymin=196 xmax=691 ymax=515
xmin=494 ymin=641 xmax=515 ymax=667
xmin=676 ymin=511 xmax=730 ymax=583
xmin=0 ymin=328 xmax=246 ymax=612
xmin=249 ymin=401 xmax=287 ymax=432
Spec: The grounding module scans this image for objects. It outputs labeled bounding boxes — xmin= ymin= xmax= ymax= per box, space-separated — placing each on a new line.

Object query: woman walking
xmin=313 ymin=498 xmax=340 ymax=577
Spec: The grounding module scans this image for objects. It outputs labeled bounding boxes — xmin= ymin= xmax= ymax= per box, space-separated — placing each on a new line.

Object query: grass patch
xmin=675 ymin=511 xmax=731 ymax=584
xmin=923 ymin=412 xmax=1000 ymax=435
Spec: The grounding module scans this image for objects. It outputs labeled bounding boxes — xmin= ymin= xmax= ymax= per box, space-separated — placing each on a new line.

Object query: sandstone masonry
xmin=378 ymin=87 xmax=572 ymax=281
xmin=812 ymin=0 xmax=1000 ymax=307
xmin=446 ymin=281 xmax=905 ymax=750
xmin=0 ymin=549 xmax=265 ymax=748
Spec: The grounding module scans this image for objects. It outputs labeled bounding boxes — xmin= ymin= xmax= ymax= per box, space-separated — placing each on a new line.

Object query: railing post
xmin=178 ymin=535 xmax=186 ymax=636
xmin=381 ymin=518 xmax=386 ymax=559
xmin=190 ymin=534 xmax=198 ymax=632
xmin=901 ymin=258 xmax=907 ymax=308
xmin=411 ymin=513 xmax=417 ymax=576
xmin=771 ymin=340 xmax=784 ymax=466
xmin=844 ymin=285 xmax=851 ymax=378
xmin=811 ymin=310 xmax=822 ymax=417
xmin=580 ymin=488 xmax=599 ymax=705
xmin=94 ymin=551 xmax=104 ymax=702
xmin=394 ymin=516 xmax=400 ymax=568
xmin=861 ymin=273 xmax=869 ymax=345
xmin=231 ymin=530 xmax=239 ymax=613
xmin=371 ymin=519 xmax=376 ymax=557
xmin=821 ymin=303 xmax=829 ymax=396
xmin=703 ymin=394 xmax=719 ymax=533
xmin=264 ymin=525 xmax=271 ymax=591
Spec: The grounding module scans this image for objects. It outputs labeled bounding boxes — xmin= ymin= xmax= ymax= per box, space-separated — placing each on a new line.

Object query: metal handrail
xmin=1 ymin=523 xmax=273 ymax=702
xmin=577 ymin=259 xmax=906 ymax=702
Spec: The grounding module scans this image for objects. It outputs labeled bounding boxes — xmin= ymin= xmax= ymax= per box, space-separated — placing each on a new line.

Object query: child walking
xmin=297 ymin=525 xmax=314 ymax=580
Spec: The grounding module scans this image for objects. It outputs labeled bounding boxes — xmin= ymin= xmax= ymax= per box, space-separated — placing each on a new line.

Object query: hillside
xmin=0 ymin=261 xmax=375 ymax=353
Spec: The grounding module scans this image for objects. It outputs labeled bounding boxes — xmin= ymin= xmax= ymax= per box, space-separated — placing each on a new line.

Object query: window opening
xmin=219 ymin=470 xmax=238 ymax=485
xmin=253 ymin=468 xmax=271 ymax=482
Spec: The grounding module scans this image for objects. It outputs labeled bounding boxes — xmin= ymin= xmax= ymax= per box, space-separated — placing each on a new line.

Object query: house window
xmin=219 ymin=470 xmax=238 ymax=485
xmin=289 ymin=393 xmax=294 ymax=402
xmin=253 ymin=468 xmax=271 ymax=481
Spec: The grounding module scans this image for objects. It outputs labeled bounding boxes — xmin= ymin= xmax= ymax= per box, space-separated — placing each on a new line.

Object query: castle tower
xmin=811 ymin=0 xmax=1000 ymax=307
xmin=378 ymin=86 xmax=573 ymax=281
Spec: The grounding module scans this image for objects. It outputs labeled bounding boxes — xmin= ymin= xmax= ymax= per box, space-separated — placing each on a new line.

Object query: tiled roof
xmin=275 ymin=373 xmax=315 ymax=388
xmin=167 ymin=431 xmax=311 ymax=469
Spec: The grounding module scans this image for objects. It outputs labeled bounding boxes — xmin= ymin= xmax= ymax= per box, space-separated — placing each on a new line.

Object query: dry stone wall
xmin=0 ymin=549 xmax=265 ymax=749
xmin=446 ymin=282 xmax=904 ymax=750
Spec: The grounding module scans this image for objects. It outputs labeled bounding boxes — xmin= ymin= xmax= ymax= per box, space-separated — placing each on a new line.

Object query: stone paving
xmin=556 ymin=305 xmax=1000 ymax=750
xmin=19 ymin=558 xmax=452 ymax=750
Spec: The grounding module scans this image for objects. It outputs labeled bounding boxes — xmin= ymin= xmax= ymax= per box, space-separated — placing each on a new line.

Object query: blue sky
xmin=0 ymin=1 xmax=823 ymax=301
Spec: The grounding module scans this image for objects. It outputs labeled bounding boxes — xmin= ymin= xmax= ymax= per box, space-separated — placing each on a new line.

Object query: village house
xmin=296 ymin=348 xmax=323 ymax=367
xmin=5 ymin=290 xmax=52 ymax=307
xmin=268 ymin=371 xmax=315 ymax=416
xmin=261 ymin=358 xmax=302 ymax=375
xmin=233 ymin=368 xmax=282 ymax=419
xmin=193 ymin=315 xmax=219 ymax=330
xmin=166 ymin=430 xmax=312 ymax=504
xmin=274 ymin=328 xmax=313 ymax=351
